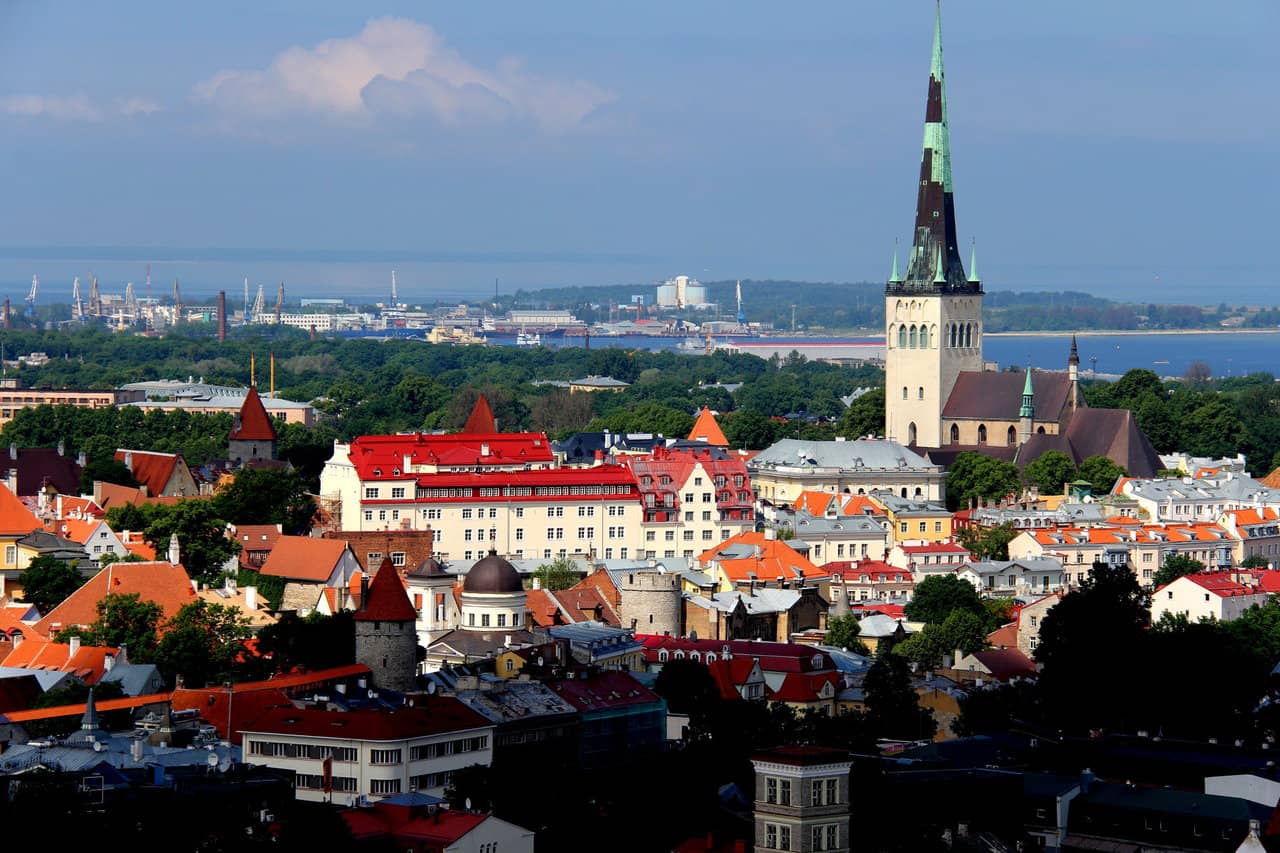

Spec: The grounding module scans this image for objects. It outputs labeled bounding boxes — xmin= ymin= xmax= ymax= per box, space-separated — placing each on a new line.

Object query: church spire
xmin=890 ymin=1 xmax=976 ymax=295
xmin=968 ymin=239 xmax=979 ymax=283
xmin=889 ymin=240 xmax=902 ymax=283
xmin=1020 ymin=368 xmax=1035 ymax=419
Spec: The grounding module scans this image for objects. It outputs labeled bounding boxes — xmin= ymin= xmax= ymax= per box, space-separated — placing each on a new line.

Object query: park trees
xmin=944 ymin=452 xmax=1021 ymax=511
xmin=20 ymin=556 xmax=84 ymax=615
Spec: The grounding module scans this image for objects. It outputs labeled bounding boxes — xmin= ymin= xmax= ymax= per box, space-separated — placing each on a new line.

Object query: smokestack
xmin=218 ymin=290 xmax=227 ymax=343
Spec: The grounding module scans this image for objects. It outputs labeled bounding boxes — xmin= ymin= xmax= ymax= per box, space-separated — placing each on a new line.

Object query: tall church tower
xmin=884 ymin=2 xmax=983 ymax=448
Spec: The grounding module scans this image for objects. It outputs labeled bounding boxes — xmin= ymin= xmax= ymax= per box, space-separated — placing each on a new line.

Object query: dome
xmin=410 ymin=556 xmax=448 ymax=578
xmin=463 ymin=551 xmax=523 ymax=594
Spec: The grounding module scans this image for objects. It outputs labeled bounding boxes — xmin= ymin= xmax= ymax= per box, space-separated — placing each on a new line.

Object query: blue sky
xmin=0 ymin=2 xmax=1275 ymax=301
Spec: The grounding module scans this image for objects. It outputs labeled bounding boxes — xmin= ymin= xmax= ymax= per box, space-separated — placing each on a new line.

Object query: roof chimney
xmin=359 ymin=573 xmax=370 ymax=610
xmin=245 ymin=586 xmax=257 ymax=611
xmin=168 ymin=534 xmax=181 ymax=566
xmin=8 ymin=444 xmax=15 ymax=461
xmin=68 ymin=635 xmax=81 ymax=659
xmin=57 ymin=440 xmax=65 ymax=457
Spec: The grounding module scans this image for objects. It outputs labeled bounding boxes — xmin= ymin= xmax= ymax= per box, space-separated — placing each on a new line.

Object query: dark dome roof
xmin=463 ymin=552 xmax=523 ymax=594
xmin=410 ymin=557 xmax=448 ymax=578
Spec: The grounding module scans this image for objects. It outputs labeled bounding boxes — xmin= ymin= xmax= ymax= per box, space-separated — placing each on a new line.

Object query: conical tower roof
xmin=356 ymin=557 xmax=417 ymax=622
xmin=688 ymin=406 xmax=729 ymax=446
xmin=462 ymin=395 xmax=498 ymax=434
xmin=891 ymin=1 xmax=978 ymax=295
xmin=229 ymin=385 xmax=277 ymax=442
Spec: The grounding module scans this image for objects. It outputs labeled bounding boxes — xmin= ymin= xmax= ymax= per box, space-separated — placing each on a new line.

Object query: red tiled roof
xmin=359 ymin=466 xmax=642 ymax=505
xmin=640 ymin=636 xmax=837 ymax=674
xmin=229 ymin=386 xmax=278 ymax=441
xmin=699 ymin=532 xmax=826 ymax=584
xmin=115 ymin=449 xmax=182 ymax=497
xmin=822 ymin=560 xmax=913 ymax=583
xmin=899 ymin=541 xmax=970 ymax=554
xmin=241 ymin=697 xmax=491 ymax=741
xmin=260 ymin=536 xmax=352 ymax=582
xmin=963 ymin=649 xmax=1037 ymax=682
xmin=768 ymin=671 xmax=840 ymax=703
xmin=850 ymin=602 xmax=906 ymax=619
xmin=345 ymin=432 xmax=554 ymax=480
xmin=624 ymin=449 xmax=753 ymax=523
xmin=395 ymin=812 xmax=489 ymax=845
xmin=1167 ymin=573 xmax=1264 ymax=598
xmin=34 ymin=561 xmax=197 ymax=636
xmin=688 ymin=407 xmax=729 ymax=446
xmin=986 ymin=623 xmax=1018 ymax=649
xmin=234 ymin=524 xmax=283 ymax=551
xmin=544 ymin=671 xmax=661 ymax=712
xmin=0 ymin=482 xmax=41 ymax=536
xmin=1 ymin=692 xmax=170 ymax=723
xmin=1 ymin=638 xmax=119 ymax=683
xmin=707 ymin=657 xmax=760 ymax=701
xmin=461 ymin=396 xmax=497 ymax=434
xmin=356 ymin=558 xmax=418 ymax=622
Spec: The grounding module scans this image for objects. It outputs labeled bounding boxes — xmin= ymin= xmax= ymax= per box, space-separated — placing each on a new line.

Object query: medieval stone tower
xmin=884 ymin=2 xmax=984 ymax=448
xmin=355 ymin=557 xmax=420 ymax=692
xmin=618 ymin=567 xmax=682 ymax=636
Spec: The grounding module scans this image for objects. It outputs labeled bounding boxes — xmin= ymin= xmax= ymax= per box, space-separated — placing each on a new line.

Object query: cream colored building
xmin=748 ymin=438 xmax=945 ymax=504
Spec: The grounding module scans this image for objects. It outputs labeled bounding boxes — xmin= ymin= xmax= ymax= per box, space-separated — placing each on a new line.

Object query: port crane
xmin=89 ymin=277 xmax=102 ymax=317
xmin=172 ymin=278 xmax=182 ymax=325
xmin=251 ymin=284 xmax=266 ymax=319
xmin=24 ymin=275 xmax=37 ymax=319
xmin=274 ymin=282 xmax=284 ymax=325
xmin=72 ymin=277 xmax=85 ymax=322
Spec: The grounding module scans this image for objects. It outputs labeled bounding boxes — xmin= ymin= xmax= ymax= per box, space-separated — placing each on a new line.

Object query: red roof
xmin=345 ymin=432 xmax=554 ymax=480
xmin=962 ymin=648 xmax=1037 ymax=682
xmin=822 ymin=560 xmax=912 ymax=583
xmin=343 ymin=807 xmax=489 ymax=846
xmin=707 ymin=657 xmax=761 ymax=701
xmin=899 ymin=541 xmax=970 ymax=554
xmin=624 ymin=448 xmax=753 ymax=523
xmin=1 ymin=691 xmax=170 ymax=723
xmin=170 ymin=664 xmax=371 ymax=742
xmin=640 ymin=636 xmax=837 ymax=674
xmin=0 ymin=482 xmax=41 ymax=536
xmin=229 ymin=386 xmax=278 ymax=441
xmin=260 ymin=536 xmax=352 ymax=582
xmin=544 ymin=671 xmax=661 ymax=712
xmin=34 ymin=561 xmax=197 ymax=636
xmin=0 ymin=638 xmax=118 ymax=683
xmin=241 ymin=697 xmax=491 ymax=741
xmin=357 ymin=558 xmax=418 ymax=622
xmin=233 ymin=524 xmax=283 ymax=552
xmin=986 ymin=623 xmax=1019 ymax=649
xmin=1167 ymin=573 xmax=1264 ymax=598
xmin=461 ymin=396 xmax=497 ymax=434
xmin=698 ymin=531 xmax=826 ymax=584
xmin=359 ymin=465 xmax=641 ymax=504
xmin=688 ymin=407 xmax=729 ymax=446
xmin=767 ymin=671 xmax=840 ymax=704
xmin=114 ymin=449 xmax=181 ymax=497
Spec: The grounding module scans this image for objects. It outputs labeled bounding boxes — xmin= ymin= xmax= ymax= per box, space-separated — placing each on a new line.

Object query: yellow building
xmin=870 ymin=492 xmax=954 ymax=546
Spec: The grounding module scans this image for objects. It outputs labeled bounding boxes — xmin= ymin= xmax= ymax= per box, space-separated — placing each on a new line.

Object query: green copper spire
xmin=890 ymin=240 xmax=902 ymax=283
xmin=1019 ymin=367 xmax=1035 ymax=419
xmin=968 ymin=239 xmax=979 ymax=282
xmin=932 ymin=245 xmax=947 ymax=284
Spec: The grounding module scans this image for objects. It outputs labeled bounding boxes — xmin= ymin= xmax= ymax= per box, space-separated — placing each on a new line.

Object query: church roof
xmin=688 ymin=407 xmax=729 ymax=446
xmin=1014 ymin=408 xmax=1163 ymax=479
xmin=941 ymin=370 xmax=1073 ymax=422
xmin=229 ymin=386 xmax=277 ymax=442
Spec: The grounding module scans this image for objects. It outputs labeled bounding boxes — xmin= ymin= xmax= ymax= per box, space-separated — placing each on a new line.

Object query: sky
xmin=0 ymin=1 xmax=1275 ymax=303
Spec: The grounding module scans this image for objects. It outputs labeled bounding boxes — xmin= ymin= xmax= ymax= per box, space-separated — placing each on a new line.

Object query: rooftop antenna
xmin=172 ymin=278 xmax=182 ymax=326
xmin=390 ymin=270 xmax=398 ymax=307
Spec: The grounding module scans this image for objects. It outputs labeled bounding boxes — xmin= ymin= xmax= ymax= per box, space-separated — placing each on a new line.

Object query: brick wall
xmin=326 ymin=529 xmax=435 ymax=574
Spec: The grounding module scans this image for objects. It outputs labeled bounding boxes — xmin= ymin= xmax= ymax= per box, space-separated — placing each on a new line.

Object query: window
xmin=917 ymin=386 xmax=924 ymax=400
xmin=391 ymin=552 xmax=406 ymax=567
xmin=482 ymin=613 xmax=491 ymax=627
xmin=950 ymin=423 xmax=959 ymax=443
xmin=665 ymin=530 xmax=675 ymax=541
xmin=702 ymin=530 xmax=713 ymax=540
xmin=934 ymin=521 xmax=942 ymax=532
xmin=515 ymin=507 xmax=524 ymax=518
xmin=918 ymin=522 xmax=926 ymax=533
xmin=377 ymin=510 xmax=387 ymax=521
xmin=683 ymin=530 xmax=694 ymax=541
xmin=977 ymin=424 xmax=987 ymax=444
xmin=370 ymin=778 xmax=401 ymax=795
xmin=367 ymin=551 xmax=383 ymax=564
xmin=364 ymin=487 xmax=379 ymax=500
xmin=702 ymin=511 xmax=712 ymax=521
xmin=370 ymin=749 xmax=402 ymax=765
xmin=900 ymin=522 xmax=907 ymax=533
xmin=902 ymin=386 xmax=908 ymax=400
xmin=462 ymin=508 xmax=473 ymax=519
xmin=826 ymin=778 xmax=838 ymax=804
xmin=465 ymin=529 xmax=474 ymax=542
xmin=391 ymin=487 xmax=406 ymax=499
xmin=515 ymin=528 xmax=524 ymax=541
xmin=364 ymin=510 xmax=373 ymax=522
xmin=548 ymin=507 xmax=563 ymax=517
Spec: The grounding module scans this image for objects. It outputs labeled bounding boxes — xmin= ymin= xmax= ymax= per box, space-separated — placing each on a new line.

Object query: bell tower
xmin=885 ymin=2 xmax=984 ymax=448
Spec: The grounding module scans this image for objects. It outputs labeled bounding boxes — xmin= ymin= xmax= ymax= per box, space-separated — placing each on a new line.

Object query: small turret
xmin=1019 ymin=367 xmax=1035 ymax=445
xmin=889 ymin=242 xmax=903 ymax=285
xmin=1068 ymin=335 xmax=1082 ymax=411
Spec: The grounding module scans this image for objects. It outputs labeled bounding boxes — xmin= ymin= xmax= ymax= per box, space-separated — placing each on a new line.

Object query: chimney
xmin=104 ymin=652 xmax=115 ymax=671
xmin=245 ymin=586 xmax=258 ymax=611
xmin=57 ymin=440 xmax=65 ymax=456
xmin=532 ymin=577 xmax=541 ymax=590
xmin=359 ymin=573 xmax=370 ymax=610
xmin=131 ymin=737 xmax=144 ymax=763
xmin=764 ymin=528 xmax=776 ymax=541
xmin=7 ymin=444 xmax=15 ymax=461
xmin=226 ymin=576 xmax=237 ymax=594
xmin=168 ymin=534 xmax=181 ymax=566
xmin=117 ymin=643 xmax=128 ymax=665
xmin=68 ymin=635 xmax=81 ymax=658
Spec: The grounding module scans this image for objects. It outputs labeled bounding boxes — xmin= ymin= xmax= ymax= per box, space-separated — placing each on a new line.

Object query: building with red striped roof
xmin=228 ymin=385 xmax=278 ymax=465
xmin=1151 ymin=572 xmax=1269 ymax=624
xmin=624 ymin=446 xmax=754 ymax=560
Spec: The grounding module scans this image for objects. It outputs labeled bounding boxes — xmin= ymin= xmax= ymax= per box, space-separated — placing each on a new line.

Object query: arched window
xmin=898 ymin=325 xmax=907 ymax=348
xmin=950 ymin=423 xmax=959 ymax=444
xmin=978 ymin=424 xmax=987 ymax=444
xmin=1008 ymin=426 xmax=1017 ymax=446
xmin=658 ymin=649 xmax=668 ymax=662
xmin=907 ymin=422 xmax=917 ymax=445
xmin=901 ymin=488 xmax=908 ymax=498
xmin=917 ymin=386 xmax=924 ymax=400
xmin=966 ymin=323 xmax=974 ymax=348
xmin=930 ymin=325 xmax=938 ymax=348
xmin=914 ymin=488 xmax=923 ymax=498
xmin=902 ymin=386 xmax=908 ymax=400
xmin=908 ymin=325 xmax=918 ymax=348
xmin=949 ymin=324 xmax=956 ymax=348
xmin=1037 ymin=426 xmax=1046 ymax=435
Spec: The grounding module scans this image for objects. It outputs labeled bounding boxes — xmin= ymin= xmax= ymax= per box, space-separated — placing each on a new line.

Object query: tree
xmin=893 ymin=610 xmax=987 ymax=669
xmin=904 ymin=574 xmax=984 ymax=625
xmin=20 ymin=556 xmax=84 ymax=615
xmin=140 ymin=499 xmax=241 ymax=584
xmin=1023 ymin=450 xmax=1077 ymax=496
xmin=1152 ymin=554 xmax=1205 ymax=588
xmin=825 ymin=614 xmax=865 ymax=652
xmin=54 ymin=592 xmax=163 ymax=661
xmin=722 ymin=409 xmax=781 ymax=450
xmin=214 ymin=467 xmax=315 ymax=535
xmin=77 ymin=457 xmax=138 ymax=494
xmin=837 ymin=387 xmax=885 ymax=438
xmin=955 ymin=523 xmax=1017 ymax=561
xmin=249 ymin=611 xmax=355 ymax=676
xmin=1182 ymin=400 xmax=1246 ymax=458
xmin=1240 ymin=554 xmax=1270 ymax=569
xmin=944 ymin=452 xmax=1021 ymax=511
xmin=533 ymin=556 xmax=580 ymax=591
xmin=653 ymin=659 xmax=721 ymax=716
xmin=154 ymin=599 xmax=253 ymax=688
xmin=1184 ymin=359 xmax=1213 ymax=387
xmin=1076 ymin=455 xmax=1127 ymax=495
xmin=864 ymin=654 xmax=935 ymax=741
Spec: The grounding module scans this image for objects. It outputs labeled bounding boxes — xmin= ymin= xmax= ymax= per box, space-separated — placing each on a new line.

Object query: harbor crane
xmin=173 ymin=278 xmax=182 ymax=325
xmin=89 ymin=277 xmax=102 ymax=317
xmin=251 ymin=283 xmax=266 ymax=319
xmin=274 ymin=282 xmax=284 ymax=325
xmin=24 ymin=275 xmax=37 ymax=318
xmin=72 ymin=277 xmax=85 ymax=322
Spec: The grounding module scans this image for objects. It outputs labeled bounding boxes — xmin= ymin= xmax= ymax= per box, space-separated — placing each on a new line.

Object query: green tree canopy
xmin=77 ymin=456 xmax=138 ymax=494
xmin=533 ymin=556 xmax=580 ymax=591
xmin=864 ymin=654 xmax=936 ymax=741
xmin=825 ymin=614 xmax=867 ymax=653
xmin=653 ymin=659 xmax=721 ymax=716
xmin=1076 ymin=456 xmax=1127 ymax=495
xmin=1152 ymin=554 xmax=1205 ymax=588
xmin=54 ymin=592 xmax=163 ymax=661
xmin=20 ymin=556 xmax=84 ymax=615
xmin=213 ymin=467 xmax=315 ymax=535
xmin=836 ymin=387 xmax=885 ymax=439
xmin=1022 ymin=450 xmax=1077 ymax=496
xmin=955 ymin=522 xmax=1018 ymax=561
xmin=154 ymin=599 xmax=254 ymax=688
xmin=904 ymin=574 xmax=985 ymax=625
xmin=944 ymin=452 xmax=1021 ymax=511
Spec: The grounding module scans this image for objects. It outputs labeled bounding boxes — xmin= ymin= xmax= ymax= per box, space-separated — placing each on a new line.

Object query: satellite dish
xmin=218 ymin=754 xmax=232 ymax=773
xmin=465 ymin=798 xmax=472 ymax=811
xmin=207 ymin=752 xmax=220 ymax=768
xmin=426 ymin=682 xmax=436 ymax=695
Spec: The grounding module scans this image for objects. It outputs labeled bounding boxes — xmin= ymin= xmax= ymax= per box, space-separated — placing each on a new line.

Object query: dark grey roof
xmin=942 ymin=369 xmax=1073 ymax=421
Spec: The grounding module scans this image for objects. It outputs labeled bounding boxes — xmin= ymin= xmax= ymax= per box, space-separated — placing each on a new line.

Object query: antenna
xmin=390 ymin=270 xmax=398 ymax=307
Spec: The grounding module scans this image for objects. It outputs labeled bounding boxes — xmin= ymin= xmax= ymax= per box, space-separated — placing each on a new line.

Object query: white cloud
xmin=192 ymin=17 xmax=615 ymax=131
xmin=1 ymin=94 xmax=162 ymax=122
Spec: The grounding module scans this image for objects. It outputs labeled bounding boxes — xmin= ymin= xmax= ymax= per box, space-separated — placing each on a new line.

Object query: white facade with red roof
xmin=1010 ymin=522 xmax=1238 ymax=587
xmin=1151 ymin=573 xmax=1269 ymax=624
xmin=824 ymin=560 xmax=914 ymax=605
xmin=624 ymin=447 xmax=754 ymax=560
xmin=888 ymin=540 xmax=972 ymax=581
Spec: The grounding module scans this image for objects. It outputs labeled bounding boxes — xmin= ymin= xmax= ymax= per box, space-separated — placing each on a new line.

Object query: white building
xmin=748 ymin=438 xmax=946 ymax=504
xmin=1120 ymin=474 xmax=1280 ymax=524
xmin=655 ymin=275 xmax=706 ymax=309
xmin=956 ymin=557 xmax=1068 ymax=598
xmin=240 ymin=699 xmax=495 ymax=803
xmin=1151 ymin=573 xmax=1268 ymax=624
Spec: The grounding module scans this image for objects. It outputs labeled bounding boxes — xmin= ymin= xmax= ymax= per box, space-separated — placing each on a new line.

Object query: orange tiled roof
xmin=0 ymin=482 xmax=42 ymax=537
xmin=461 ymin=396 xmax=497 ymax=434
xmin=115 ymin=450 xmax=182 ymax=497
xmin=119 ymin=531 xmax=156 ymax=561
xmin=49 ymin=517 xmax=103 ymax=546
xmin=355 ymin=559 xmax=417 ymax=622
xmin=699 ymin=532 xmax=826 ymax=584
xmin=688 ymin=406 xmax=729 ymax=446
xmin=34 ymin=561 xmax=196 ymax=636
xmin=260 ymin=536 xmax=352 ymax=582
xmin=1 ymin=637 xmax=118 ymax=684
xmin=793 ymin=491 xmax=838 ymax=517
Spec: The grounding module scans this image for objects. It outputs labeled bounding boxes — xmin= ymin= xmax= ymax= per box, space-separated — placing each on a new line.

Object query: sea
xmin=518 ymin=331 xmax=1280 ymax=380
